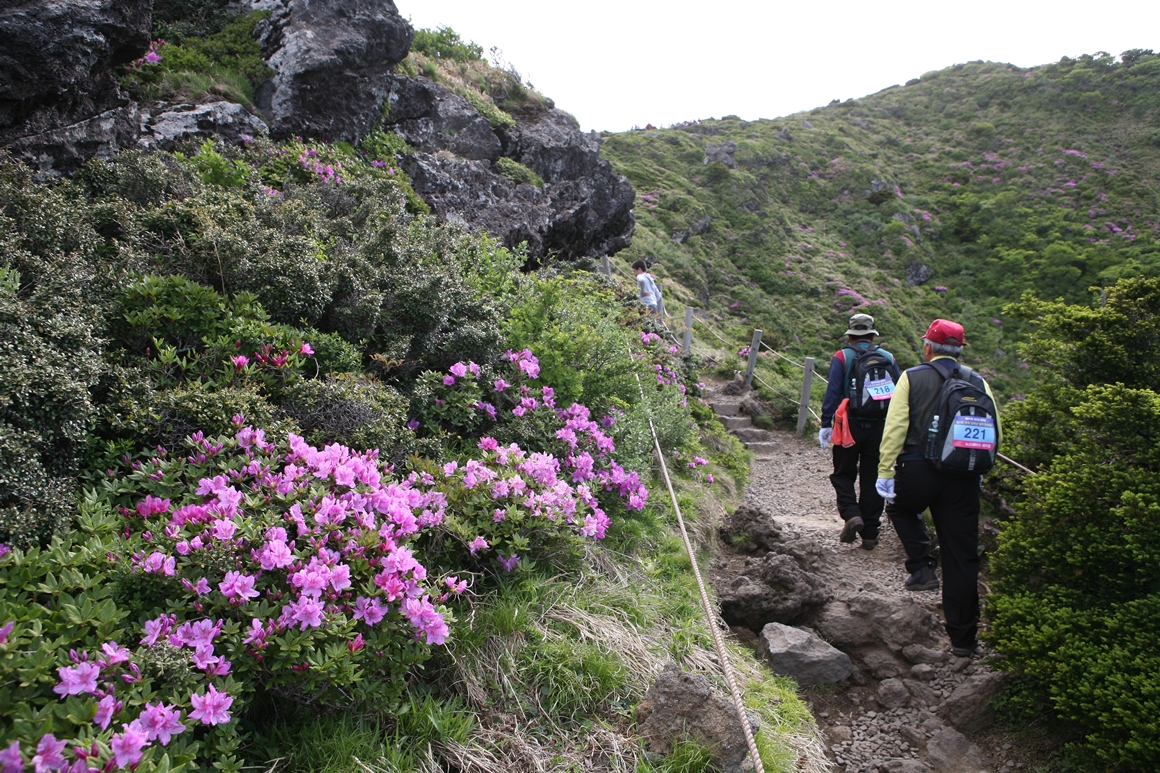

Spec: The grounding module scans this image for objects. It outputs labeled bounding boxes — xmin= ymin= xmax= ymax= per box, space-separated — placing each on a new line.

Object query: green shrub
xmin=411 ymin=26 xmax=483 ymax=63
xmin=495 ymin=156 xmax=543 ymax=187
xmin=121 ymin=11 xmax=273 ymax=106
xmin=464 ymin=91 xmax=517 ymax=129
xmin=988 ymin=278 xmax=1160 ymax=770
xmin=0 ymin=267 xmax=103 ymax=547
xmin=278 ymin=376 xmax=414 ymax=465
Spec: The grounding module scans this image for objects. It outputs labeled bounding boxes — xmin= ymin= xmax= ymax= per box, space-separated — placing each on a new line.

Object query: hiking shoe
xmin=952 ymin=645 xmax=976 ymax=658
xmin=905 ymin=566 xmax=940 ymax=591
xmin=840 ymin=516 xmax=864 ymax=544
xmin=860 ymin=539 xmax=878 ymax=551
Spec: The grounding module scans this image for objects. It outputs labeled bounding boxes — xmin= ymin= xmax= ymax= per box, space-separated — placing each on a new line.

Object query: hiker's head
xmin=631 ymin=260 xmax=647 ymax=275
xmin=844 ymin=313 xmax=878 ymax=348
xmin=922 ymin=318 xmax=965 ymax=358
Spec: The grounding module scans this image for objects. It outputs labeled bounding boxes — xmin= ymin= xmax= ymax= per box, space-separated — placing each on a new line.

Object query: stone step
xmin=746 ymin=442 xmax=779 ymax=457
xmin=734 ymin=427 xmax=775 ymax=443
xmin=709 ymin=402 xmax=740 ymax=416
xmin=717 ymin=415 xmax=752 ymax=430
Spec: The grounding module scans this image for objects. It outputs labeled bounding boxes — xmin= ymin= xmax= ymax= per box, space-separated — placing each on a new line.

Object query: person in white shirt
xmin=632 ymin=260 xmax=660 ymax=314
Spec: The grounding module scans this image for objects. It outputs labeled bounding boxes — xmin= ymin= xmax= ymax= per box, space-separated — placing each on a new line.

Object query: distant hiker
xmin=818 ymin=313 xmax=900 ymax=550
xmin=875 ymin=318 xmax=1001 ymax=658
xmin=632 ymin=260 xmax=661 ymax=315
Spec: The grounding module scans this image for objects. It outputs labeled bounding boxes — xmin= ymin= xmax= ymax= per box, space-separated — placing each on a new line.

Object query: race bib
xmin=865 ymin=377 xmax=895 ymax=401
xmin=952 ymin=415 xmax=996 ymax=450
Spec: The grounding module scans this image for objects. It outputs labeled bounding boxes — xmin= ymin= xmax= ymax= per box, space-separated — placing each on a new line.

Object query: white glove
xmin=818 ymin=428 xmax=833 ymax=449
xmin=875 ymin=478 xmax=896 ymax=501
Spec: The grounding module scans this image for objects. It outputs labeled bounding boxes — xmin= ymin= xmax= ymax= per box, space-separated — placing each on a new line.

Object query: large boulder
xmin=636 ymin=663 xmax=760 ymax=773
xmin=811 ymin=592 xmax=940 ymax=652
xmin=0 ymin=0 xmax=152 ymax=173
xmin=717 ymin=552 xmax=831 ymax=629
xmin=937 ymin=672 xmax=1007 ymax=734
xmin=756 ymin=623 xmax=853 ymax=686
xmin=384 ymin=75 xmax=635 ymax=260
xmin=251 ymin=0 xmax=413 ymax=141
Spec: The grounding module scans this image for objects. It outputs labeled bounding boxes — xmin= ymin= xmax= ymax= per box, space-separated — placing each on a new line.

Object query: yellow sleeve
xmin=984 ymin=378 xmax=1002 ymax=449
xmin=877 ymin=371 xmax=911 ymax=479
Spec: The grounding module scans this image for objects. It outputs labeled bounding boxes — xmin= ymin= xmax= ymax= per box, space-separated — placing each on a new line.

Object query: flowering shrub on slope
xmin=1 ymin=424 xmax=456 ymax=772
xmin=411 ymin=349 xmax=650 ymax=570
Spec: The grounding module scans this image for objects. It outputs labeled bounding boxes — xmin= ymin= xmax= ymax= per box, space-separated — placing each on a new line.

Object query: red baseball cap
xmin=924 ymin=318 xmax=966 ymax=346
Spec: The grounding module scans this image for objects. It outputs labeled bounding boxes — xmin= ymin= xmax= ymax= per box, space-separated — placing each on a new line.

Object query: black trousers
xmin=886 ymin=459 xmax=981 ymax=650
xmin=829 ymin=419 xmax=885 ymax=540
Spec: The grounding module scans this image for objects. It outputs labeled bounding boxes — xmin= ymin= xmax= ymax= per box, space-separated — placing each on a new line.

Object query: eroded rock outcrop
xmin=0 ymin=0 xmax=152 ymax=173
xmin=251 ymin=0 xmax=414 ymax=141
xmin=382 ymin=75 xmax=634 ymax=260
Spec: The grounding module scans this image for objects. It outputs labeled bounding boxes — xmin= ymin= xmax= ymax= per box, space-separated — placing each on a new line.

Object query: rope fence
xmin=628 ymin=354 xmax=765 ymax=773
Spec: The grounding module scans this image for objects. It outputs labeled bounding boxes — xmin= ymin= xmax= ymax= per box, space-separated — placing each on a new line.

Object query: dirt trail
xmin=704 ymin=386 xmax=1051 ymax=773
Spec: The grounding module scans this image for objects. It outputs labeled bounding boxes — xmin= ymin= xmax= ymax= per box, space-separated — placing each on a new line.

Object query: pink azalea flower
xmin=210 ymin=519 xmax=237 ymax=540
xmin=493 ymin=378 xmax=509 ymax=392
xmin=30 ymin=734 xmax=66 ymax=773
xmin=286 ymin=596 xmax=325 ymax=630
xmin=0 ymin=741 xmax=22 ymax=773
xmin=101 ymin=642 xmax=131 ymax=666
xmin=219 ymin=571 xmax=260 ymax=603
xmin=468 ymin=536 xmax=489 ymax=554
xmin=111 ymin=723 xmax=149 ymax=768
xmin=137 ymin=702 xmax=186 ymax=745
xmin=189 ymin=684 xmax=234 ymax=726
xmin=94 ymin=694 xmax=120 ymax=730
xmin=352 ymin=596 xmax=387 ymax=625
xmin=299 ymin=342 xmax=314 ymax=355
xmin=53 ymin=662 xmax=100 ymax=697
xmin=498 ymin=553 xmax=519 ymax=572
xmin=0 ymin=621 xmax=13 ymax=644
xmin=449 ymin=362 xmax=467 ymax=378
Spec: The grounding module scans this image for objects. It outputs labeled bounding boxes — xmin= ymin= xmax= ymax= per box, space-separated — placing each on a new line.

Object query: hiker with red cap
xmin=818 ymin=313 xmax=900 ymax=550
xmin=875 ymin=318 xmax=1002 ymax=658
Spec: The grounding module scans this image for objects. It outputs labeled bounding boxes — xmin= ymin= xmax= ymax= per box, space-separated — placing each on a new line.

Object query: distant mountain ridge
xmin=602 ymin=52 xmax=1160 ymax=396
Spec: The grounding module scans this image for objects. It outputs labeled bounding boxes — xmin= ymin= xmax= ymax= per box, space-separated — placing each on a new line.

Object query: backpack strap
xmin=839 ymin=347 xmax=857 ymax=396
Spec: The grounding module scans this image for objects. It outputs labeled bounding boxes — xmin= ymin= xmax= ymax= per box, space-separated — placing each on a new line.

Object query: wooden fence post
xmin=743 ymin=330 xmax=763 ymax=387
xmin=601 ymin=256 xmax=610 ymax=277
xmin=683 ymin=307 xmax=694 ymax=354
xmin=796 ymin=356 xmax=815 ymax=437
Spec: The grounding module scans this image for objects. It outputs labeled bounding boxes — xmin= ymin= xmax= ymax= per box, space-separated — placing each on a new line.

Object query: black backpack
xmin=843 ymin=345 xmax=897 ymax=419
xmin=922 ymin=358 xmax=999 ymax=476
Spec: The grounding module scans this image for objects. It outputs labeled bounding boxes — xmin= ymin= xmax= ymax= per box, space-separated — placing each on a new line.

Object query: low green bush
xmin=121 ymin=11 xmax=273 ymax=107
xmin=411 ymin=26 xmax=483 ymax=63
xmin=987 ymin=278 xmax=1160 ymax=771
xmin=495 ymin=156 xmax=543 ymax=186
xmin=0 ymin=267 xmax=103 ymax=547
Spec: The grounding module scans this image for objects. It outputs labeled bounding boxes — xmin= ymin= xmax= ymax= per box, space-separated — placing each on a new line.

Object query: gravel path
xmin=718 ymin=416 xmax=1049 ymax=773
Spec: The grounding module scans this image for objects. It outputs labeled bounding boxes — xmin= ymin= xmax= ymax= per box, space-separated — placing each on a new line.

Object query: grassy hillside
xmin=603 ymin=51 xmax=1160 ymax=403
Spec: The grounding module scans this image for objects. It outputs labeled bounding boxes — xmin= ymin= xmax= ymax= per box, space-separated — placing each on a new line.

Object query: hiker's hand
xmin=818 ymin=428 xmax=833 ymax=449
xmin=875 ymin=478 xmax=896 ymax=501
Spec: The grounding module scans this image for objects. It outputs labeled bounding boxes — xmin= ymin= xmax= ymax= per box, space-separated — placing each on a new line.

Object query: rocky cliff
xmin=381 ymin=76 xmax=634 ymax=260
xmin=0 ymin=0 xmax=633 ymax=260
xmin=0 ymin=0 xmax=151 ymax=174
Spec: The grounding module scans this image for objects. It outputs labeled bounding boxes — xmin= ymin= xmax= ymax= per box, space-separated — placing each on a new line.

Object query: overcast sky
xmin=400 ymin=0 xmax=1160 ymax=133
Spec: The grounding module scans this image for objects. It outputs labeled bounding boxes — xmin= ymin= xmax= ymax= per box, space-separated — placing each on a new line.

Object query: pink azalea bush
xmin=1 ymin=424 xmax=459 ymax=772
xmin=412 ymin=350 xmax=650 ymax=573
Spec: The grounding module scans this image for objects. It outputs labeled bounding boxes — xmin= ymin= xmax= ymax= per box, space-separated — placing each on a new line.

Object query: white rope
xmin=752 ymin=372 xmax=821 ymax=422
xmin=629 ymin=351 xmax=765 ymax=773
xmin=758 ymin=339 xmax=829 ymax=385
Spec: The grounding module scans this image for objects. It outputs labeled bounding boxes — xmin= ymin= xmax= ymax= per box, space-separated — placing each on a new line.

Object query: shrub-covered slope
xmin=604 ymin=51 xmax=1160 ymax=398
